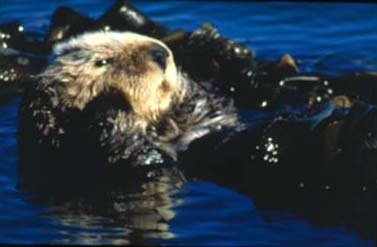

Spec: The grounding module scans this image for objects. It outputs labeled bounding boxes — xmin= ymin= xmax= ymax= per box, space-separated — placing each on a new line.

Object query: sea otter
xmin=15 ymin=19 xmax=377 ymax=242
xmin=18 ymin=31 xmax=238 ymax=189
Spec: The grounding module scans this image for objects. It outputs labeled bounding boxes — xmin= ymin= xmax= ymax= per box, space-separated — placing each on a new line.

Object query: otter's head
xmin=40 ymin=31 xmax=180 ymax=122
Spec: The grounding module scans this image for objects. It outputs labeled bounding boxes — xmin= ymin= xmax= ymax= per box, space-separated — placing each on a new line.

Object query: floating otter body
xmin=18 ymin=31 xmax=238 ymax=188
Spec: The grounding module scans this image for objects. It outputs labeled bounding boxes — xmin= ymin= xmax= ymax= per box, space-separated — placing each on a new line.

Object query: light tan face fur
xmin=40 ymin=31 xmax=181 ymax=122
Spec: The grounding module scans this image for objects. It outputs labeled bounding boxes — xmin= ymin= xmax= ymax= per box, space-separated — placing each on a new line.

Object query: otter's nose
xmin=150 ymin=44 xmax=169 ymax=71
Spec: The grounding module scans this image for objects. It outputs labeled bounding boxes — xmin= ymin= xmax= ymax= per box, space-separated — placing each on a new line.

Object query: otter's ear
xmin=53 ymin=37 xmax=88 ymax=58
xmin=51 ymin=42 xmax=90 ymax=66
xmin=53 ymin=41 xmax=76 ymax=56
xmin=53 ymin=44 xmax=83 ymax=59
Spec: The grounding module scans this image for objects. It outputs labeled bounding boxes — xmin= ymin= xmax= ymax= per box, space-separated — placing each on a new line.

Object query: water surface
xmin=0 ymin=1 xmax=376 ymax=246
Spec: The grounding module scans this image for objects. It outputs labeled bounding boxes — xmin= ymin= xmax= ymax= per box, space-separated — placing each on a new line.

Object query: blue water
xmin=0 ymin=1 xmax=376 ymax=246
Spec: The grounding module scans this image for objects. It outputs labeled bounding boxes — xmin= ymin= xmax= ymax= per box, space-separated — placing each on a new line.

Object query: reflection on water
xmin=31 ymin=171 xmax=184 ymax=245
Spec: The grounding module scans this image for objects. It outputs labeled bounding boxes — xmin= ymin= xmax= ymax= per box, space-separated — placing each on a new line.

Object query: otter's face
xmin=41 ymin=31 xmax=179 ymax=121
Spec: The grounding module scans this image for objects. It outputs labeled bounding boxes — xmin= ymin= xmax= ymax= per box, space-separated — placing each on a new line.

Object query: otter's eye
xmin=95 ymin=58 xmax=113 ymax=67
